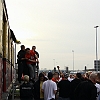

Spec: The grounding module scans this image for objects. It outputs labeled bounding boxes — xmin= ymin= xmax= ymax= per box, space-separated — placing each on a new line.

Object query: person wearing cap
xmin=57 ymin=73 xmax=70 ymax=100
xmin=20 ymin=75 xmax=34 ymax=100
xmin=42 ymin=72 xmax=57 ymax=100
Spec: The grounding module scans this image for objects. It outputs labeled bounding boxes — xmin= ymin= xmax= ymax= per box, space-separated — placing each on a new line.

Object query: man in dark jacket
xmin=74 ymin=73 xmax=97 ymax=100
xmin=17 ymin=45 xmax=28 ymax=83
xmin=57 ymin=73 xmax=70 ymax=100
xmin=20 ymin=75 xmax=34 ymax=100
xmin=70 ymin=73 xmax=82 ymax=100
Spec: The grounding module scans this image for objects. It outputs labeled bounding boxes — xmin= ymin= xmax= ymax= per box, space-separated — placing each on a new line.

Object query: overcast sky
xmin=5 ymin=0 xmax=100 ymax=70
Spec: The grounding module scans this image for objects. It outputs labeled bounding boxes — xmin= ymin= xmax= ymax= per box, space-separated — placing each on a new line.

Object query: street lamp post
xmin=72 ymin=50 xmax=74 ymax=71
xmin=94 ymin=26 xmax=99 ymax=72
xmin=94 ymin=26 xmax=99 ymax=60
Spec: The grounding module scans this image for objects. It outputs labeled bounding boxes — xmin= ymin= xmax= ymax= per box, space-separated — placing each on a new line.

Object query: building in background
xmin=94 ymin=60 xmax=100 ymax=71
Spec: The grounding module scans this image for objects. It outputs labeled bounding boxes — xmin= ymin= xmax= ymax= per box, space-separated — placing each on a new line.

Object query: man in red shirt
xmin=31 ymin=46 xmax=39 ymax=58
xmin=25 ymin=48 xmax=39 ymax=80
xmin=30 ymin=46 xmax=39 ymax=78
xmin=52 ymin=72 xmax=60 ymax=84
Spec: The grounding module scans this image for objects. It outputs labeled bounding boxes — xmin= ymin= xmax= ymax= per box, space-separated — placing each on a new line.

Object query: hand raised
xmin=57 ymin=66 xmax=60 ymax=69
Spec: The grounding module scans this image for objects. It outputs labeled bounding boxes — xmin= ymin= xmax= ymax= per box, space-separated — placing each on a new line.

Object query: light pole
xmin=94 ymin=26 xmax=99 ymax=60
xmin=94 ymin=26 xmax=99 ymax=72
xmin=72 ymin=50 xmax=74 ymax=71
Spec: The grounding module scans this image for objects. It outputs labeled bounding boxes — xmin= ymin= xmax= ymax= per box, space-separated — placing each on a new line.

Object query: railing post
xmin=12 ymin=81 xmax=14 ymax=100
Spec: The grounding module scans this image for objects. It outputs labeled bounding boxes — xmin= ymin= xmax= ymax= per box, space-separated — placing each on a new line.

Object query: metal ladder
xmin=11 ymin=81 xmax=20 ymax=100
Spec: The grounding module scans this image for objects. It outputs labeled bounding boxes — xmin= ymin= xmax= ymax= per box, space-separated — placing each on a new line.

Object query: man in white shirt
xmin=68 ymin=74 xmax=74 ymax=82
xmin=95 ymin=83 xmax=100 ymax=100
xmin=42 ymin=72 xmax=57 ymax=100
xmin=96 ymin=73 xmax=100 ymax=100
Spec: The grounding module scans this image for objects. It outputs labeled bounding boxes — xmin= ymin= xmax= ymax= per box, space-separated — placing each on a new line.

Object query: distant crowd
xmin=19 ymin=65 xmax=100 ymax=100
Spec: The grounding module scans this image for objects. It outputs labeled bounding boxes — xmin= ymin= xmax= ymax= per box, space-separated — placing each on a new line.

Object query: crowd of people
xmin=17 ymin=45 xmax=39 ymax=83
xmin=19 ymin=66 xmax=100 ymax=100
xmin=17 ymin=45 xmax=100 ymax=100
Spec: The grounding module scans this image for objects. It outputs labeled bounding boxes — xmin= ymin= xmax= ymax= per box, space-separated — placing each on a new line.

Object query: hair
xmin=32 ymin=46 xmax=36 ymax=49
xmin=48 ymin=72 xmax=53 ymax=79
xmin=32 ymin=46 xmax=36 ymax=48
xmin=97 ymin=73 xmax=100 ymax=79
xmin=89 ymin=73 xmax=97 ymax=80
xmin=64 ymin=73 xmax=69 ymax=78
xmin=76 ymin=73 xmax=82 ymax=79
xmin=23 ymin=75 xmax=29 ymax=82
xmin=21 ymin=45 xmax=25 ymax=50
xmin=54 ymin=72 xmax=59 ymax=75
xmin=39 ymin=73 xmax=44 ymax=79
xmin=25 ymin=48 xmax=30 ymax=51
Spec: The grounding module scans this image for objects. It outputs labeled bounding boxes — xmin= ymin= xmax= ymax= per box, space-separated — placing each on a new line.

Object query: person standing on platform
xmin=31 ymin=46 xmax=39 ymax=58
xmin=30 ymin=46 xmax=39 ymax=79
xmin=17 ymin=45 xmax=26 ymax=83
xmin=25 ymin=48 xmax=39 ymax=80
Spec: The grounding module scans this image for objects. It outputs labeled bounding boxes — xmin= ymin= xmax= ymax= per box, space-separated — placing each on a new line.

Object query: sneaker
xmin=16 ymin=84 xmax=20 ymax=89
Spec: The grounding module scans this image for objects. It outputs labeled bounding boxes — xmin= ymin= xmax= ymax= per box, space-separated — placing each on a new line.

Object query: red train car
xmin=0 ymin=57 xmax=2 ymax=99
xmin=0 ymin=0 xmax=19 ymax=99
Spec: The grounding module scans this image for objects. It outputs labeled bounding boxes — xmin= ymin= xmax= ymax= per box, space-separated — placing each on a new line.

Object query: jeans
xmin=58 ymin=97 xmax=70 ymax=100
xmin=28 ymin=64 xmax=36 ymax=79
xmin=36 ymin=63 xmax=39 ymax=74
